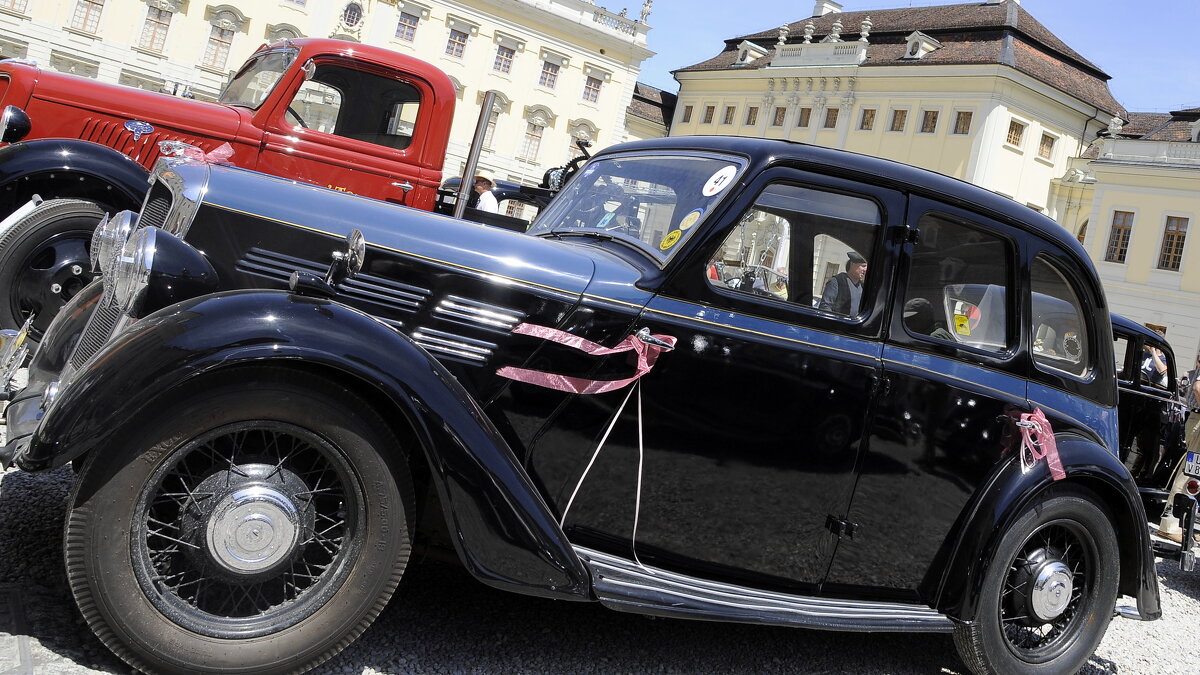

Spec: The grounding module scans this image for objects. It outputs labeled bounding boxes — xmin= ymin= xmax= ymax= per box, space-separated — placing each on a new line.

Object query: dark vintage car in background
xmin=1112 ymin=316 xmax=1197 ymax=562
xmin=0 ymin=136 xmax=1173 ymax=674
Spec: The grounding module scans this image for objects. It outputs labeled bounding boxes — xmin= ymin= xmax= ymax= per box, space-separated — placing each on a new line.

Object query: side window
xmin=705 ymin=183 xmax=881 ymax=317
xmin=287 ymin=64 xmax=421 ymax=150
xmin=902 ymin=213 xmax=1011 ymax=352
xmin=1113 ymin=335 xmax=1132 ymax=382
xmin=1030 ymin=255 xmax=1090 ymax=378
xmin=1139 ymin=338 xmax=1172 ymax=390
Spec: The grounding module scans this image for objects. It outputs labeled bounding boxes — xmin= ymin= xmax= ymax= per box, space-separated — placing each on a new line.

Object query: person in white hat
xmin=472 ymin=174 xmax=499 ymax=214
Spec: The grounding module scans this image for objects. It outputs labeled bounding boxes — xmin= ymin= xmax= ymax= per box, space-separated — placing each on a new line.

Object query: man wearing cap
xmin=819 ymin=251 xmax=868 ymax=316
xmin=473 ymin=175 xmax=499 ymax=214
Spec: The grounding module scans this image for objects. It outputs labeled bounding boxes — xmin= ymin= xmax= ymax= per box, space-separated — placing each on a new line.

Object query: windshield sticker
xmin=679 ymin=209 xmax=703 ymax=231
xmin=954 ymin=314 xmax=972 ymax=336
xmin=702 ymin=166 xmax=738 ymax=197
xmin=597 ymin=212 xmax=616 ymax=228
xmin=659 ymin=230 xmax=682 ymax=250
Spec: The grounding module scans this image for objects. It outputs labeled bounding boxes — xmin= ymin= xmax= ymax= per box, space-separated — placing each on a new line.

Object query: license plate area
xmin=1186 ymin=451 xmax=1200 ymax=479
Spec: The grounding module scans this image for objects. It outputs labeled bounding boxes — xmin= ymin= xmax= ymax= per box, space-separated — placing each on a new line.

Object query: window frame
xmin=919 ymin=109 xmax=939 ymax=134
xmin=952 ymin=110 xmax=973 ymax=135
xmin=1104 ymin=210 xmax=1135 ymax=264
xmin=823 ymin=107 xmax=839 ymax=129
xmin=888 ymin=108 xmax=908 ymax=133
xmin=70 ymin=0 xmax=104 ymax=34
xmin=395 ymin=11 xmax=419 ymax=42
xmin=797 ymin=107 xmax=812 ymax=129
xmin=445 ymin=28 xmax=469 ymax=58
xmin=138 ymin=5 xmax=171 ymax=53
xmin=493 ymin=45 xmax=515 ymax=74
xmin=1157 ymin=215 xmax=1189 ymax=271
xmin=859 ymin=107 xmax=876 ymax=131
xmin=1006 ymin=118 xmax=1027 ymax=149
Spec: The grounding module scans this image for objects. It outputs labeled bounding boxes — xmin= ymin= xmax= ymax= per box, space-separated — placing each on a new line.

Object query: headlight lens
xmin=91 ymin=210 xmax=138 ymax=276
xmin=108 ymin=227 xmax=156 ymax=315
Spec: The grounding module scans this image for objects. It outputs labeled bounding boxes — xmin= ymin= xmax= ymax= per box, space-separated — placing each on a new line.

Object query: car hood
xmin=198 ymin=163 xmax=600 ymax=298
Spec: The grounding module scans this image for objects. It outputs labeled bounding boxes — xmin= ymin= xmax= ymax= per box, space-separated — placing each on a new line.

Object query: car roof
xmin=1111 ymin=313 xmax=1172 ymax=351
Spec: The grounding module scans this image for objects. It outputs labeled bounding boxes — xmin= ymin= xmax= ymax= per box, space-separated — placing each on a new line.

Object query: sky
xmin=635 ymin=0 xmax=1200 ymax=113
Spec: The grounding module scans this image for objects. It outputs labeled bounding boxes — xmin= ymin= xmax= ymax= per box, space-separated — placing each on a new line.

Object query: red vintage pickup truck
xmin=0 ymin=38 xmax=462 ymax=338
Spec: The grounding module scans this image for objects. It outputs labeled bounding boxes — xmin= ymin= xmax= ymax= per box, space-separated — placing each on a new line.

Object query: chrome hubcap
xmin=206 ymin=485 xmax=300 ymax=574
xmin=1029 ymin=560 xmax=1073 ymax=622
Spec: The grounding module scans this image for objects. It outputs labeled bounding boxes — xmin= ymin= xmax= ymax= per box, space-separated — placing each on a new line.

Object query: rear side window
xmin=705 ymin=182 xmax=881 ymax=318
xmin=902 ymin=213 xmax=1011 ymax=352
xmin=1112 ymin=335 xmax=1132 ymax=382
xmin=1030 ymin=255 xmax=1090 ymax=378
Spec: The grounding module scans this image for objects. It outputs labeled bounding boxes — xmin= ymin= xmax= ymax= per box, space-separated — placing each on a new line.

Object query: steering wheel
xmin=286 ymin=106 xmax=309 ymax=128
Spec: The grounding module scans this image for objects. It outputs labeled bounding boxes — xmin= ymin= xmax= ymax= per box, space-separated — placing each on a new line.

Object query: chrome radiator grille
xmin=68 ymin=296 xmax=124 ymax=370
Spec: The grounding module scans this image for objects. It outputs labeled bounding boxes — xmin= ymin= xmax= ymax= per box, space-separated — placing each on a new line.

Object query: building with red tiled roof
xmin=669 ymin=0 xmax=1124 ymax=211
xmin=1050 ymin=106 xmax=1200 ymax=359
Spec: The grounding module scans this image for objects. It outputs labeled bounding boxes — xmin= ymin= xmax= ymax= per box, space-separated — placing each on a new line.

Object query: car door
xmin=254 ymin=58 xmax=443 ymax=209
xmin=825 ymin=196 xmax=1027 ymax=599
xmin=569 ymin=167 xmax=904 ymax=590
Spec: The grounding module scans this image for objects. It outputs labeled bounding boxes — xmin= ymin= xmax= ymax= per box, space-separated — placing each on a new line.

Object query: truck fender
xmin=0 ymin=139 xmax=150 ymax=215
xmin=27 ymin=289 xmax=592 ymax=600
xmin=930 ymin=435 xmax=1160 ymax=622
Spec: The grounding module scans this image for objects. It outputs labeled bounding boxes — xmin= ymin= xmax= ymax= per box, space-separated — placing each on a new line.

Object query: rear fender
xmin=0 ymin=139 xmax=149 ymax=215
xmin=28 ymin=289 xmax=591 ymax=599
xmin=932 ymin=435 xmax=1160 ymax=622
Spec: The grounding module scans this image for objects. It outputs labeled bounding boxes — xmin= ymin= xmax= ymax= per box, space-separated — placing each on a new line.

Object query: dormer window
xmin=903 ymin=31 xmax=942 ymax=60
xmin=735 ymin=40 xmax=768 ymax=66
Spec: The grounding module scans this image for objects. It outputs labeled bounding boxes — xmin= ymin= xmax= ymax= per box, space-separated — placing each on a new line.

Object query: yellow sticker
xmin=679 ymin=209 xmax=702 ymax=231
xmin=659 ymin=230 xmax=682 ymax=250
xmin=954 ymin=314 xmax=971 ymax=336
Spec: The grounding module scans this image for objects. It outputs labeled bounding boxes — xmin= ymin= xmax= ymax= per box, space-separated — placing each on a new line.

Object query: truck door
xmin=566 ymin=168 xmax=903 ymax=591
xmin=255 ymin=58 xmax=445 ymax=210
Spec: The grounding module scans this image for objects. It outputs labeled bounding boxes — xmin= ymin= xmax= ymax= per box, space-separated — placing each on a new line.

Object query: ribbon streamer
xmin=496 ymin=323 xmax=677 ymax=394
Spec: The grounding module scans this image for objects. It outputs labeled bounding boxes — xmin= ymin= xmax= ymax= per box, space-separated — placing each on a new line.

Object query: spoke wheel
xmin=66 ymin=369 xmax=413 ymax=674
xmin=0 ymin=199 xmax=104 ymax=340
xmin=954 ymin=486 xmax=1119 ymax=675
xmin=133 ymin=421 xmax=360 ymax=638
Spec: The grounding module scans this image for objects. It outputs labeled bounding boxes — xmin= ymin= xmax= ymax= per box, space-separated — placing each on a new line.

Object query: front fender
xmin=27 ymin=289 xmax=592 ymax=600
xmin=0 ymin=139 xmax=149 ymax=214
xmin=932 ymin=435 xmax=1160 ymax=622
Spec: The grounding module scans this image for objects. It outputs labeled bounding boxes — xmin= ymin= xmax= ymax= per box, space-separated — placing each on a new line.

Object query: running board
xmin=575 ymin=546 xmax=955 ymax=633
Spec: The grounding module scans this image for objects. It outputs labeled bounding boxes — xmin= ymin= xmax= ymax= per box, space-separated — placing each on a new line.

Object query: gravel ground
xmin=2 ymin=373 xmax=1198 ymax=674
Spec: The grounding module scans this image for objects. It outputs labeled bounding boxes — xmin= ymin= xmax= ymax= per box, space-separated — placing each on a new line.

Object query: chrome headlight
xmin=108 ymin=227 xmax=156 ymax=315
xmin=91 ymin=210 xmax=138 ymax=276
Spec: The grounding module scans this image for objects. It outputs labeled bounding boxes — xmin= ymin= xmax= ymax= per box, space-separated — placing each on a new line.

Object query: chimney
xmin=813 ymin=1 xmax=842 ymax=17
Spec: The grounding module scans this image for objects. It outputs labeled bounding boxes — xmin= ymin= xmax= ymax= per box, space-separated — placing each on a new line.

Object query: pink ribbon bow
xmin=496 ymin=323 xmax=677 ymax=395
xmin=158 ymin=140 xmax=234 ymax=165
xmin=1002 ymin=406 xmax=1065 ymax=481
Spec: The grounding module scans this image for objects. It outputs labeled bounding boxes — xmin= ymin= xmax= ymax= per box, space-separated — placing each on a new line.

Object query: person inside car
xmin=818 ymin=251 xmax=867 ymax=316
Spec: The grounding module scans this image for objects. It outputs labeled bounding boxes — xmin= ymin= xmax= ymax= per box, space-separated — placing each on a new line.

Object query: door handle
xmin=391 ymin=181 xmax=414 ymax=192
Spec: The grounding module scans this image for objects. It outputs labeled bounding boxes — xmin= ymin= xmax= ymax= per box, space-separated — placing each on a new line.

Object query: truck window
xmin=286 ymin=63 xmax=422 ymax=151
xmin=705 ymin=182 xmax=881 ymax=317
xmin=902 ymin=213 xmax=1011 ymax=352
xmin=1030 ymin=255 xmax=1090 ymax=378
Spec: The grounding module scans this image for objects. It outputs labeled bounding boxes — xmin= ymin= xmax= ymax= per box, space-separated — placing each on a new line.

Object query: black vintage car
xmin=1111 ymin=316 xmax=1197 ymax=555
xmin=0 ymin=137 xmax=1167 ymax=674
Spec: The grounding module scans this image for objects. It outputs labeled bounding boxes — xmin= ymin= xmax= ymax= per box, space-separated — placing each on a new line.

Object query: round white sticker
xmin=702 ymin=166 xmax=737 ymax=197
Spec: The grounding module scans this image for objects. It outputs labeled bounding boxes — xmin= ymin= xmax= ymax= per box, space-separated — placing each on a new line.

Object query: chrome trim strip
xmin=433 ymin=295 xmax=523 ymax=332
xmin=411 ymin=328 xmax=494 ymax=364
xmin=575 ymin=546 xmax=954 ymax=633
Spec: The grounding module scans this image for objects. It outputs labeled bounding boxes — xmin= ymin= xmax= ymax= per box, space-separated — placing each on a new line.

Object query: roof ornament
xmin=859 ymin=15 xmax=872 ymax=42
xmin=1107 ymin=115 xmax=1124 ymax=136
xmin=802 ymin=22 xmax=815 ymax=44
xmin=777 ymin=24 xmax=789 ymax=47
xmin=640 ymin=0 xmax=651 ymax=22
xmin=821 ymin=19 xmax=843 ymax=43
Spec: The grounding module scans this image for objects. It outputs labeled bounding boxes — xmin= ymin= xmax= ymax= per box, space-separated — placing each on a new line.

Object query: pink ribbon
xmin=158 ymin=141 xmax=234 ymax=165
xmin=497 ymin=323 xmax=677 ymax=395
xmin=1002 ymin=406 xmax=1065 ymax=481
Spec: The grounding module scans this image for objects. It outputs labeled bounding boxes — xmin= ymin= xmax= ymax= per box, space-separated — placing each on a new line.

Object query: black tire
xmin=65 ymin=369 xmax=414 ymax=674
xmin=0 ymin=199 xmax=104 ymax=340
xmin=953 ymin=485 xmax=1119 ymax=675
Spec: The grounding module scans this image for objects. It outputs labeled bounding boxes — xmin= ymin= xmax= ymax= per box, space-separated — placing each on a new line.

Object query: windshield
xmin=529 ymin=153 xmax=746 ymax=263
xmin=218 ymin=48 xmax=299 ymax=108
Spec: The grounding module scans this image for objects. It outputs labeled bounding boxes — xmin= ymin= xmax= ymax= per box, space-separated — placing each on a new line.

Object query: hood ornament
xmin=123 ymin=120 xmax=154 ymax=141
